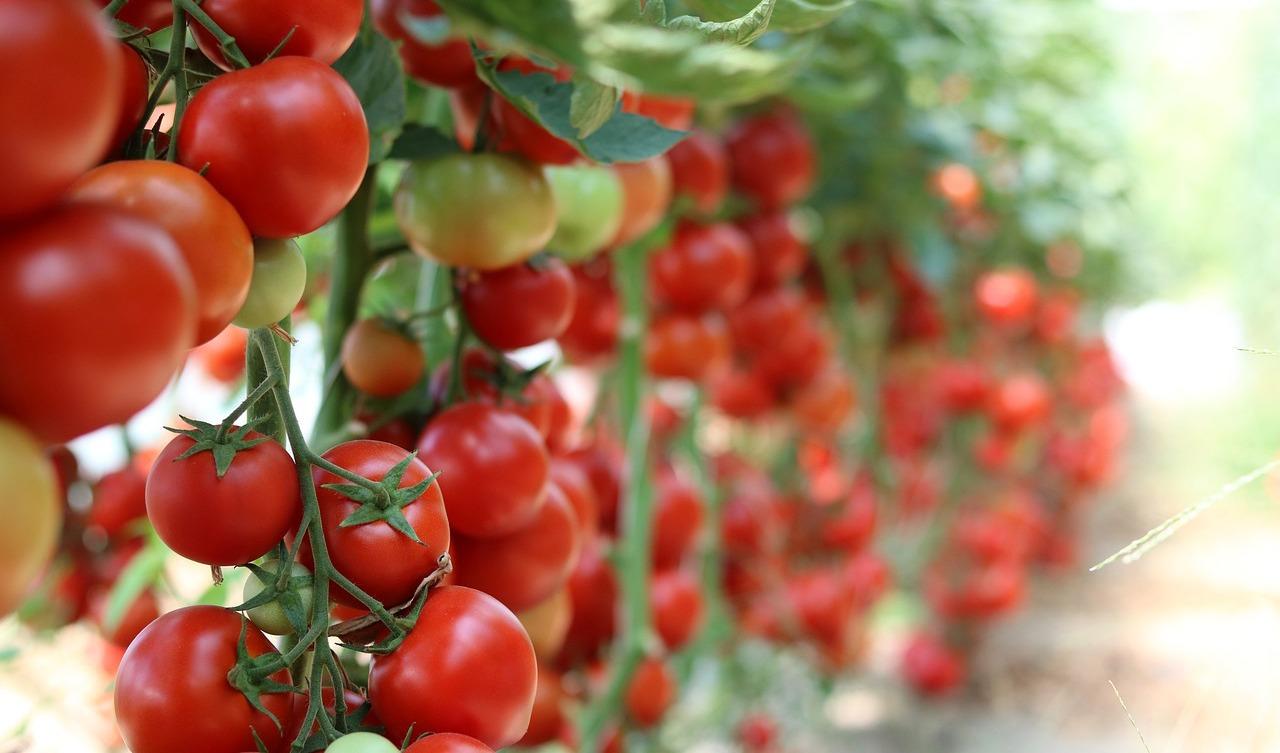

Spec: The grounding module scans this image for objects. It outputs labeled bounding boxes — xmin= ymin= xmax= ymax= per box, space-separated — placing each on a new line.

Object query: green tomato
xmin=394 ymin=153 xmax=556 ymax=270
xmin=325 ymin=732 xmax=399 ymax=753
xmin=232 ymin=238 xmax=307 ymax=328
xmin=545 ymin=163 xmax=624 ymax=262
xmin=0 ymin=418 xmax=60 ymax=618
xmin=242 ymin=559 xmax=313 ymax=636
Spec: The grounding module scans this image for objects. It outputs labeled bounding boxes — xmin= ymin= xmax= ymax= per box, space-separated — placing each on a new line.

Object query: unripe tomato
xmin=404 ymin=734 xmax=494 ymax=753
xmin=545 ymin=164 xmax=625 ymax=261
xmin=650 ymin=221 xmax=754 ymax=313
xmin=0 ymin=205 xmax=196 ymax=442
xmin=667 ymin=130 xmax=729 ymax=214
xmin=191 ymin=0 xmax=363 ymax=70
xmin=625 ymin=657 xmax=676 ymax=728
xmin=242 ymin=560 xmax=313 ymax=636
xmin=517 ymin=587 xmax=571 ymax=661
xmin=98 ymin=0 xmax=172 ymax=29
xmin=645 ymin=312 xmax=731 ymax=382
xmin=370 ymin=587 xmax=537 ymax=749
xmin=651 ymin=569 xmax=704 ymax=650
xmin=371 ymin=0 xmax=477 ymax=88
xmin=610 ymin=157 xmax=673 ymax=247
xmin=179 ymin=56 xmax=370 ymax=238
xmin=726 ymin=109 xmax=815 ymax=209
xmin=738 ymin=210 xmax=806 ymax=289
xmin=974 ymin=268 xmax=1038 ymax=327
xmin=234 ymin=239 xmax=308 ymax=329
xmin=460 ymin=257 xmax=576 ymax=350
xmin=68 ymin=160 xmax=254 ymax=345
xmin=325 ymin=732 xmax=399 ymax=753
xmin=1 ymin=0 xmax=122 ymax=221
xmin=417 ymin=404 xmax=549 ymax=537
xmin=341 ymin=319 xmax=425 ymax=398
xmin=0 ymin=420 xmax=60 ymax=618
xmin=396 ymin=154 xmax=556 ymax=270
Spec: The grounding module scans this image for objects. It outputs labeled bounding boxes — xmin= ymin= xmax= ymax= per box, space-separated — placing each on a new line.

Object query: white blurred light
xmin=1100 ymin=0 xmax=1261 ymax=10
xmin=1104 ymin=299 xmax=1245 ymax=402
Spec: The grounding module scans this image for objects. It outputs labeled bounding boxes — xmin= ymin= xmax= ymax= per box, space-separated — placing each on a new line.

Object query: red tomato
xmin=178 ymin=56 xmax=369 ymax=238
xmin=308 ymin=440 xmax=449 ymax=608
xmin=561 ymin=535 xmax=618 ymax=662
xmin=146 ymin=429 xmax=300 ymax=566
xmin=751 ymin=319 xmax=831 ymax=390
xmin=341 ymin=318 xmax=425 ymax=397
xmin=550 ymin=458 xmax=599 ymax=536
xmin=558 ymin=262 xmax=620 ymax=362
xmin=931 ymin=163 xmax=982 ymax=210
xmin=728 ymin=288 xmax=810 ymax=357
xmin=451 ymin=482 xmax=582 ymax=612
xmin=192 ymin=326 xmax=249 ymax=384
xmin=114 ymin=606 xmax=295 ymax=753
xmin=191 ymin=0 xmax=363 ymax=69
xmin=737 ymin=210 xmax=806 ymax=289
xmin=68 ymin=160 xmax=254 ymax=345
xmin=404 ymin=734 xmax=495 ymax=753
xmin=901 ymin=632 xmax=965 ymax=696
xmin=426 ymin=349 xmax=555 ymax=436
xmin=820 ymin=477 xmax=877 ymax=552
xmin=988 ymin=372 xmax=1052 ymax=432
xmin=518 ymin=670 xmax=565 ymax=747
xmin=370 ymin=586 xmax=537 ymax=748
xmin=0 ymin=205 xmax=195 ymax=442
xmin=666 ymin=130 xmax=729 ymax=214
xmin=738 ymin=713 xmax=778 ymax=753
xmin=974 ymin=268 xmax=1038 ymax=327
xmin=710 ymin=366 xmax=776 ymax=419
xmin=610 ymin=157 xmax=673 ymax=247
xmin=99 ymin=0 xmax=172 ymax=29
xmin=562 ymin=444 xmax=623 ymax=532
xmin=86 ymin=467 xmax=148 ymax=541
xmin=1 ymin=0 xmax=122 ymax=221
xmin=786 ymin=568 xmax=855 ymax=645
xmin=109 ymin=44 xmax=150 ymax=154
xmin=544 ymin=383 xmax=576 ymax=453
xmin=460 ymin=258 xmax=576 ymax=350
xmin=371 ymin=0 xmax=477 ymax=88
xmin=651 ymin=569 xmax=704 ymax=651
xmin=652 ymin=471 xmax=705 ymax=570
xmin=517 ymin=587 xmax=571 ymax=661
xmin=625 ymin=657 xmax=676 ymax=728
xmin=934 ymin=359 xmax=991 ymax=413
xmin=791 ymin=370 xmax=857 ymax=435
xmin=843 ymin=552 xmax=892 ymax=608
xmin=650 ymin=221 xmax=754 ymax=313
xmin=645 ymin=312 xmax=731 ymax=382
xmin=417 ymin=404 xmax=549 ymax=538
xmin=726 ymin=109 xmax=814 ymax=209
xmin=621 ymin=92 xmax=695 ymax=130
xmin=492 ymin=97 xmax=580 ymax=165
xmin=90 ymin=587 xmax=160 ymax=648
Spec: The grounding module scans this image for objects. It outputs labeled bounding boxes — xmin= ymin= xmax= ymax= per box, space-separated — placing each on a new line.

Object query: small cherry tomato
xmin=726 ymin=109 xmax=814 ymax=209
xmin=341 ymin=318 xmax=425 ymax=398
xmin=234 ymin=239 xmax=308 ymax=329
xmin=666 ymin=130 xmax=729 ymax=215
xmin=545 ymin=164 xmax=625 ymax=261
xmin=625 ymin=657 xmax=676 ymax=728
xmin=649 ymin=221 xmax=754 ymax=313
xmin=370 ymin=0 xmax=477 ymax=88
xmin=460 ymin=257 xmax=576 ymax=350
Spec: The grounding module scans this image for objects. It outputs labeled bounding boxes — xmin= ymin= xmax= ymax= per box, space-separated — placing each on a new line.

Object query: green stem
xmin=247 ymin=319 xmax=291 ymax=445
xmin=103 ymin=0 xmax=128 ymax=17
xmin=178 ymin=0 xmax=252 ymax=69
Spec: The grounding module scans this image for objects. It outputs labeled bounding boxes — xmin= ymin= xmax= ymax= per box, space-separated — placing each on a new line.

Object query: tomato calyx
xmin=168 ymin=416 xmax=275 ymax=479
xmin=225 ymin=618 xmax=298 ymax=735
xmin=321 ymin=452 xmax=441 ymax=546
xmin=233 ymin=559 xmax=313 ymax=637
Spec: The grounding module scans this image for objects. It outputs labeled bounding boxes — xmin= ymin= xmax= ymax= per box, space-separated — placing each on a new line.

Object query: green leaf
xmin=642 ymin=0 xmax=667 ymax=24
xmin=104 ymin=536 xmax=166 ymax=632
xmin=388 ymin=123 xmax=461 ymax=161
xmin=666 ymin=0 xmax=777 ymax=45
xmin=569 ymin=76 xmax=620 ymax=139
xmin=681 ymin=0 xmax=854 ymax=32
xmin=434 ymin=0 xmax=589 ymax=64
xmin=334 ymin=27 xmax=408 ymax=164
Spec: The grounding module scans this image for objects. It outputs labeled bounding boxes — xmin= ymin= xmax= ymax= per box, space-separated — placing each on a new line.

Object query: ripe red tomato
xmin=650 ymin=221 xmax=754 ymax=313
xmin=974 ymin=268 xmax=1038 ymax=327
xmin=931 ymin=163 xmax=982 ymax=210
xmin=404 ymin=734 xmax=495 ymax=753
xmin=428 ymin=350 xmax=558 ymax=437
xmin=652 ymin=471 xmax=705 ymax=570
xmin=90 ymin=587 xmax=160 ymax=648
xmin=728 ymin=288 xmax=810 ymax=357
xmin=68 ymin=160 xmax=254 ymax=345
xmin=820 ymin=477 xmax=877 ymax=552
xmin=620 ymin=92 xmax=695 ymax=130
xmin=726 ymin=109 xmax=815 ymax=209
xmin=988 ymin=372 xmax=1052 ymax=432
xmin=0 ymin=420 xmax=60 ymax=619
xmin=561 ymin=535 xmax=618 ymax=662
xmin=341 ymin=318 xmax=425 ymax=397
xmin=191 ymin=0 xmax=363 ymax=70
xmin=666 ymin=130 xmax=729 ymax=214
xmin=610 ymin=157 xmax=673 ymax=248
xmin=645 ymin=312 xmax=731 ymax=382
xmin=519 ymin=669 xmax=565 ymax=747
xmin=843 ymin=552 xmax=892 ymax=608
xmin=308 ymin=440 xmax=449 ymax=608
xmin=710 ymin=366 xmax=775 ymax=419
xmin=370 ymin=586 xmax=536 ymax=748
xmin=562 ymin=443 xmax=623 ymax=532
xmin=738 ymin=713 xmax=778 ymax=753
xmin=115 ymin=606 xmax=295 ymax=753
xmin=558 ymin=261 xmax=620 ymax=362
xmin=417 ymin=404 xmax=549 ymax=537
xmin=0 ymin=205 xmax=195 ymax=442
xmin=737 ymin=210 xmax=806 ymax=289
xmin=791 ymin=370 xmax=857 ymax=435
xmin=371 ymin=0 xmax=477 ymax=88
xmin=86 ymin=467 xmax=148 ymax=541
xmin=146 ymin=429 xmax=300 ymax=566
xmin=192 ymin=326 xmax=249 ymax=384
xmin=651 ymin=569 xmax=704 ymax=651
xmin=178 ymin=56 xmax=369 ymax=238
xmin=452 ymin=482 xmax=582 ymax=612
xmin=550 ymin=458 xmax=600 ymax=535
xmin=1 ymin=0 xmax=122 ymax=221
xmin=625 ymin=657 xmax=676 ymax=728
xmin=99 ymin=0 xmax=172 ymax=29
xmin=935 ymin=359 xmax=991 ymax=413
xmin=493 ymin=95 xmax=579 ymax=165
xmin=901 ymin=631 xmax=965 ymax=696
xmin=109 ymin=44 xmax=150 ymax=154
xmin=751 ymin=320 xmax=831 ymax=390
xmin=460 ymin=258 xmax=576 ymax=350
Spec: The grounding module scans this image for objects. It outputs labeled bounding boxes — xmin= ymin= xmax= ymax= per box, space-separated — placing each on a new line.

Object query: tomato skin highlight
xmin=191 ymin=0 xmax=364 ymax=70
xmin=114 ymin=606 xmax=295 ymax=753
xmin=0 ymin=0 xmax=122 ymax=221
xmin=369 ymin=586 xmax=537 ymax=749
xmin=0 ymin=205 xmax=196 ymax=443
xmin=0 ymin=419 xmax=61 ymax=619
xmin=178 ymin=56 xmax=370 ymax=238
xmin=68 ymin=160 xmax=255 ymax=345
xmin=146 ymin=430 xmax=301 ymax=566
xmin=460 ymin=258 xmax=577 ymax=351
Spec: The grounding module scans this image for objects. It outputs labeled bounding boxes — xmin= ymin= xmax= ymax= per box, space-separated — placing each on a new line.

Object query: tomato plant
xmin=191 ymin=0 xmax=363 ymax=69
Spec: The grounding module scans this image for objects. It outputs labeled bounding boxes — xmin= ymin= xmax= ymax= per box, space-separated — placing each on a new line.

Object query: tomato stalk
xmin=177 ymin=0 xmax=251 ymax=69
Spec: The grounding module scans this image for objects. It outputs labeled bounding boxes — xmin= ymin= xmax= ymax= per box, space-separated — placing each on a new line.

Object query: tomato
xmin=0 ymin=420 xmax=60 ymax=618
xmin=620 ymin=92 xmax=695 ymax=130
xmin=710 ymin=366 xmax=775 ymax=419
xmin=519 ymin=670 xmax=564 ymax=747
xmin=90 ymin=586 xmax=160 ymax=648
xmin=561 ymin=535 xmax=618 ymax=662
xmin=517 ymin=587 xmax=571 ymax=661
xmin=460 ymin=257 xmax=576 ymax=350
xmin=232 ymin=239 xmax=308 ymax=329
xmin=86 ymin=467 xmax=147 ymax=541
xmin=931 ymin=163 xmax=982 ymax=211
xmin=147 ymin=429 xmax=300 ymax=566
xmin=545 ymin=164 xmax=625 ymax=261
xmin=396 ymin=154 xmax=556 ymax=270
xmin=371 ymin=0 xmax=477 ymax=88
xmin=562 ymin=444 xmax=622 ymax=532
xmin=751 ymin=320 xmax=831 ymax=390
xmin=417 ymin=403 xmax=549 ymax=537
xmin=403 ymin=734 xmax=495 ymax=753
xmin=178 ymin=56 xmax=369 ymax=238
xmin=192 ymin=0 xmax=363 ymax=70
xmin=666 ymin=130 xmax=728 ymax=215
xmin=0 ymin=205 xmax=195 ymax=442
xmin=326 ymin=732 xmax=399 ymax=753
xmin=737 ymin=210 xmax=806 ymax=289
xmin=935 ymin=359 xmax=990 ymax=413
xmin=625 ymin=657 xmax=676 ymax=728
xmin=452 ymin=481 xmax=581 ymax=611
xmin=492 ymin=97 xmax=580 ymax=165
xmin=650 ymin=221 xmax=754 ymax=313
xmin=726 ymin=109 xmax=814 ymax=209
xmin=652 ymin=471 xmax=704 ymax=570
xmin=0 ymin=0 xmax=122 ymax=221
xmin=651 ymin=569 xmax=704 ymax=651
xmin=68 ymin=160 xmax=254 ymax=345
xmin=1035 ymin=290 xmax=1079 ymax=344
xmin=900 ymin=632 xmax=965 ymax=696
xmin=242 ymin=560 xmax=313 ymax=636
xmin=115 ymin=606 xmax=294 ymax=753
xmin=109 ymin=44 xmax=150 ymax=154
xmin=820 ymin=477 xmax=877 ymax=552
xmin=428 ymin=350 xmax=557 ymax=436
xmin=558 ymin=261 xmax=620 ymax=362
xmin=645 ymin=312 xmax=731 ymax=382
xmin=341 ymin=319 xmax=425 ymax=398
xmin=738 ymin=713 xmax=778 ymax=753
xmin=843 ymin=552 xmax=892 ymax=608
xmin=99 ymin=0 xmax=172 ymax=29
xmin=308 ymin=440 xmax=449 ymax=608
xmin=370 ymin=586 xmax=536 ymax=748
xmin=193 ymin=325 xmax=249 ymax=384
xmin=550 ymin=458 xmax=600 ymax=535
xmin=610 ymin=157 xmax=673 ymax=247
xmin=988 ymin=372 xmax=1051 ymax=432
xmin=728 ymin=288 xmax=810 ymax=357
xmin=791 ymin=370 xmax=857 ymax=435
xmin=974 ymin=268 xmax=1038 ymax=327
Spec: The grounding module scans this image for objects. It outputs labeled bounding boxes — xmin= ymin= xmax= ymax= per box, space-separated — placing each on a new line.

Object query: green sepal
xmin=168 ymin=417 xmax=273 ymax=479
xmin=227 ymin=619 xmax=297 ymax=737
xmin=323 ymin=456 xmax=442 ymax=547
